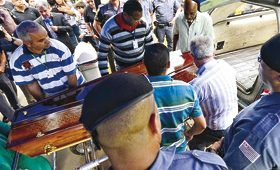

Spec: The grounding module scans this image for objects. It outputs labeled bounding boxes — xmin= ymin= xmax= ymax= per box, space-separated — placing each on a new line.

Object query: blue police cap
xmin=80 ymin=73 xmax=153 ymax=131
xmin=261 ymin=34 xmax=280 ymax=73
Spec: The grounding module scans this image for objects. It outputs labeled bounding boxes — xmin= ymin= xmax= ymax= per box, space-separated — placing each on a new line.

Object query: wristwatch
xmin=11 ymin=37 xmax=17 ymax=43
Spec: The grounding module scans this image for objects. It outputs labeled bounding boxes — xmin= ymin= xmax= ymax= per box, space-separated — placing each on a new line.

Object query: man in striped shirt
xmin=144 ymin=43 xmax=206 ymax=152
xmin=10 ymin=21 xmax=85 ymax=101
xmin=188 ymin=36 xmax=238 ymax=150
xmin=98 ymin=0 xmax=154 ymax=76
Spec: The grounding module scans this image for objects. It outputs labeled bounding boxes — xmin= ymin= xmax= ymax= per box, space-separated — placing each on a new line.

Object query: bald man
xmin=80 ymin=73 xmax=228 ymax=170
xmin=173 ymin=0 xmax=215 ymax=53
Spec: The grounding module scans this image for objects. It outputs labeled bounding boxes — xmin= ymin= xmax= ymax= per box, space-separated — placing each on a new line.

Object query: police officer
xmin=80 ymin=73 xmax=228 ymax=170
xmin=207 ymin=33 xmax=280 ymax=170
xmin=153 ymin=0 xmax=180 ymax=51
xmin=93 ymin=0 xmax=124 ymax=34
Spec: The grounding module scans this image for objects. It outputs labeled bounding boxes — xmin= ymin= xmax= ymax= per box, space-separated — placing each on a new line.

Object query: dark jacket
xmin=35 ymin=13 xmax=75 ymax=53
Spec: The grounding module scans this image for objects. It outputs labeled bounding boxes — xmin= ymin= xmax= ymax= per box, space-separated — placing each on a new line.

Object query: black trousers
xmin=188 ymin=127 xmax=226 ymax=150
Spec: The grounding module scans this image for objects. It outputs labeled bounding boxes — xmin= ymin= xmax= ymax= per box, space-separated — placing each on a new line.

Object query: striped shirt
xmin=149 ymin=75 xmax=203 ymax=152
xmin=190 ymin=59 xmax=238 ymax=130
xmin=10 ymin=39 xmax=85 ymax=96
xmin=98 ymin=13 xmax=154 ymax=76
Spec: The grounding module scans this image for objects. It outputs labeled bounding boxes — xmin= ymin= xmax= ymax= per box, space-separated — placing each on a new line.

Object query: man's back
xmin=150 ymin=75 xmax=203 ymax=152
xmin=190 ymin=59 xmax=238 ymax=130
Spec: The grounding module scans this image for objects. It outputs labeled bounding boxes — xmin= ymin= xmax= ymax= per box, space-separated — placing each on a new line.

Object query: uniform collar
xmin=254 ymin=93 xmax=280 ymax=109
xmin=115 ymin=13 xmax=142 ymax=32
xmin=148 ymin=75 xmax=172 ymax=82
xmin=148 ymin=146 xmax=176 ymax=170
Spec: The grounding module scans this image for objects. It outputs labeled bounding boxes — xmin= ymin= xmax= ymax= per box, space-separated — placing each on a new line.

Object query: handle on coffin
xmin=44 ymin=144 xmax=57 ymax=155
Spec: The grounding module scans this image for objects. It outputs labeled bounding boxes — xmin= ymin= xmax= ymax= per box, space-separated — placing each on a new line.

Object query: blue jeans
xmin=155 ymin=26 xmax=173 ymax=51
xmin=69 ymin=24 xmax=81 ymax=46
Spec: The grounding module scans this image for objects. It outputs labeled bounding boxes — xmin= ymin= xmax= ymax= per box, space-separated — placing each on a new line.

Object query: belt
xmin=154 ymin=21 xmax=171 ymax=28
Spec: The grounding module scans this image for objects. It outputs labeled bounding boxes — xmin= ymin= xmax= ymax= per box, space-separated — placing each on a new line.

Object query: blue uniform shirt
xmin=153 ymin=0 xmax=180 ymax=23
xmin=222 ymin=93 xmax=280 ymax=170
xmin=95 ymin=1 xmax=124 ymax=27
xmin=140 ymin=0 xmax=153 ymax=26
xmin=150 ymin=146 xmax=227 ymax=169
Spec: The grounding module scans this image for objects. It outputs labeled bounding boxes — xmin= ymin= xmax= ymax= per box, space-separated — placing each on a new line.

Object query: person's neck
xmin=27 ymin=47 xmax=44 ymax=55
xmin=121 ymin=13 xmax=132 ymax=28
xmin=196 ymin=57 xmax=214 ymax=68
xmin=15 ymin=5 xmax=26 ymax=12
xmin=106 ymin=144 xmax=159 ymax=170
xmin=111 ymin=1 xmax=119 ymax=9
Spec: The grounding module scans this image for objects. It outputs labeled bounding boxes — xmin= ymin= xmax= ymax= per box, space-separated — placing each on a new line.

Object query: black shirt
xmin=11 ymin=6 xmax=40 ymax=24
xmin=0 ymin=1 xmax=14 ymax=11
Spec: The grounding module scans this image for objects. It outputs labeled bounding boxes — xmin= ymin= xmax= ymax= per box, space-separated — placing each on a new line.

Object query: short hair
xmin=190 ymin=36 xmax=214 ymax=60
xmin=74 ymin=0 xmax=86 ymax=8
xmin=123 ymin=0 xmax=142 ymax=16
xmin=16 ymin=21 xmax=43 ymax=42
xmin=35 ymin=0 xmax=51 ymax=8
xmin=144 ymin=43 xmax=169 ymax=76
xmin=96 ymin=94 xmax=156 ymax=148
xmin=80 ymin=73 xmax=155 ymax=149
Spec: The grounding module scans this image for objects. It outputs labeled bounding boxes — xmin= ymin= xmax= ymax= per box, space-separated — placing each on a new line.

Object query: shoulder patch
xmin=239 ymin=140 xmax=260 ymax=163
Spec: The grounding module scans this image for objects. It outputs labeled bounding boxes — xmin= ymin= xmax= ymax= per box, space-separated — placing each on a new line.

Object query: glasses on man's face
xmin=128 ymin=14 xmax=140 ymax=25
xmin=258 ymin=55 xmax=262 ymax=63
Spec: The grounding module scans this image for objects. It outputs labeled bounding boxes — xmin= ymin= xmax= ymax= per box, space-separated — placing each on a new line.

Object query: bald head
xmin=184 ymin=0 xmax=197 ymax=24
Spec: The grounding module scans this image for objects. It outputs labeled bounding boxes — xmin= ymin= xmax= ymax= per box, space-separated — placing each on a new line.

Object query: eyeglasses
xmin=258 ymin=55 xmax=262 ymax=62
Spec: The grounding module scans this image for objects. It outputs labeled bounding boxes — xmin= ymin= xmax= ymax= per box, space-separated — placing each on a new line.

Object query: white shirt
xmin=173 ymin=11 xmax=215 ymax=53
xmin=190 ymin=59 xmax=238 ymax=130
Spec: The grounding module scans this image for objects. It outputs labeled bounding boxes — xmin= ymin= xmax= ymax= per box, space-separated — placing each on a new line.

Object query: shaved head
xmin=184 ymin=0 xmax=197 ymax=24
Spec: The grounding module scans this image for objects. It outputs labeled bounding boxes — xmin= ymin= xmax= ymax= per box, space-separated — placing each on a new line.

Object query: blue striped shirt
xmin=149 ymin=75 xmax=203 ymax=152
xmin=98 ymin=13 xmax=154 ymax=76
xmin=10 ymin=39 xmax=85 ymax=96
xmin=190 ymin=59 xmax=238 ymax=130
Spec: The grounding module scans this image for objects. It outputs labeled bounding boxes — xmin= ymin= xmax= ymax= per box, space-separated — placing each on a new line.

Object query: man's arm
xmin=93 ymin=20 xmax=102 ymax=35
xmin=67 ymin=72 xmax=78 ymax=88
xmin=173 ymin=34 xmax=179 ymax=51
xmin=26 ymin=81 xmax=45 ymax=101
xmin=0 ymin=51 xmax=6 ymax=74
xmin=184 ymin=115 xmax=206 ymax=141
xmin=87 ymin=23 xmax=99 ymax=39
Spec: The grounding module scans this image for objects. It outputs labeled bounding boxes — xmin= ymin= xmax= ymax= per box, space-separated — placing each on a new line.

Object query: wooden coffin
xmin=7 ymin=52 xmax=197 ymax=157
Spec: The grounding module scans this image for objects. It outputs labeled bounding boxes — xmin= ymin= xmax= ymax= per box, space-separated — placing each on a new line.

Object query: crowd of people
xmin=0 ymin=0 xmax=280 ymax=169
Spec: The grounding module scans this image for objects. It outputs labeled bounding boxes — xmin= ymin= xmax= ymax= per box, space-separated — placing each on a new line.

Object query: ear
xmin=149 ymin=113 xmax=161 ymax=135
xmin=23 ymin=41 xmax=31 ymax=47
xmin=167 ymin=61 xmax=170 ymax=69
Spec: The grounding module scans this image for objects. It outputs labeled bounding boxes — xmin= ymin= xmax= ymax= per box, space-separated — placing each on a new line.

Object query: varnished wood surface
xmin=7 ymin=52 xmax=197 ymax=157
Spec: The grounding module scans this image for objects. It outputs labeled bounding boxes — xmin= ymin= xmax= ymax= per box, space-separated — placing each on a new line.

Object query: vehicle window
xmin=228 ymin=3 xmax=270 ymax=17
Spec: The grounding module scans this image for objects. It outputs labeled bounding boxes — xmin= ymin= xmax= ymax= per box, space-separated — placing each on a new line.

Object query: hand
xmin=91 ymin=32 xmax=99 ymax=40
xmin=210 ymin=137 xmax=224 ymax=151
xmin=58 ymin=6 xmax=67 ymax=13
xmin=0 ymin=51 xmax=6 ymax=74
xmin=2 ymin=27 xmax=12 ymax=42
xmin=184 ymin=129 xmax=194 ymax=141
xmin=79 ymin=34 xmax=85 ymax=39
xmin=51 ymin=26 xmax=58 ymax=31
xmin=205 ymin=137 xmax=225 ymax=153
xmin=169 ymin=19 xmax=175 ymax=26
